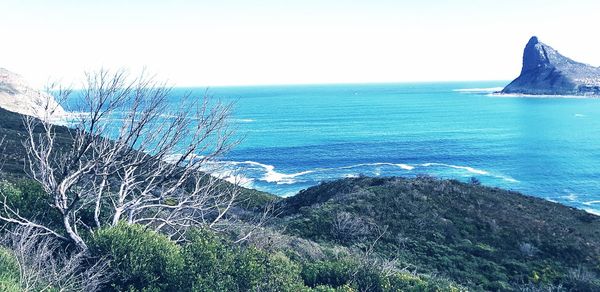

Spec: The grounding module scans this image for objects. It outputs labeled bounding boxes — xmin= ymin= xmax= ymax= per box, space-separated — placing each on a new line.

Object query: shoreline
xmin=490 ymin=92 xmax=600 ymax=99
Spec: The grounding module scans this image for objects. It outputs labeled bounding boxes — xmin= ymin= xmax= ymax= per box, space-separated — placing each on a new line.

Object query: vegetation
xmin=276 ymin=176 xmax=600 ymax=291
xmin=9 ymin=174 xmax=599 ymax=291
xmin=0 ymin=247 xmax=19 ymax=292
xmin=0 ymin=180 xmax=462 ymax=291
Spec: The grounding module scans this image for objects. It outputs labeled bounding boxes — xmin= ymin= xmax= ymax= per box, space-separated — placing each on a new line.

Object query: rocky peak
xmin=0 ymin=68 xmax=67 ymax=120
xmin=502 ymin=36 xmax=600 ymax=96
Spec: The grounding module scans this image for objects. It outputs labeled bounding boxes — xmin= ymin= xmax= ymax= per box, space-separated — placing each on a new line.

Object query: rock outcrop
xmin=0 ymin=68 xmax=66 ymax=119
xmin=502 ymin=36 xmax=600 ymax=96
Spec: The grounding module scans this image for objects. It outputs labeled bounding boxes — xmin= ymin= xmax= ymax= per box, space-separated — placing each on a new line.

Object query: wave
xmin=223 ymin=160 xmax=315 ymax=184
xmin=420 ymin=163 xmax=488 ymax=175
xmin=210 ymin=170 xmax=255 ymax=187
xmin=453 ymin=87 xmax=504 ymax=93
xmin=233 ymin=118 xmax=256 ymax=123
xmin=583 ymin=200 xmax=600 ymax=206
xmin=489 ymin=93 xmax=593 ymax=99
xmin=205 ymin=160 xmax=520 ymax=187
xmin=210 ymin=161 xmax=416 ymax=185
xmin=338 ymin=162 xmax=415 ymax=171
xmin=584 ymin=208 xmax=600 ymax=216
xmin=561 ymin=193 xmax=578 ymax=201
xmin=420 ymin=162 xmax=518 ymax=183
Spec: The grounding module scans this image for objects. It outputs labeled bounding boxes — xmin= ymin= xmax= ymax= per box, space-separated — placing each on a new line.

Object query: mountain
xmin=502 ymin=36 xmax=600 ymax=96
xmin=0 ymin=68 xmax=66 ymax=119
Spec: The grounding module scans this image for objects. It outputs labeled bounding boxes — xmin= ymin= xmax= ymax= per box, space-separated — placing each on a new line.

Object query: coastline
xmin=490 ymin=92 xmax=600 ymax=99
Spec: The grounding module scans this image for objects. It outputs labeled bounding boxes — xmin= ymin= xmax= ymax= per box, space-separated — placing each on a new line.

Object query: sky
xmin=1 ymin=0 xmax=600 ymax=87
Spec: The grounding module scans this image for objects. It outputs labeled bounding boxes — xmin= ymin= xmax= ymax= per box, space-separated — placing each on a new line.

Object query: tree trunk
xmin=63 ymin=215 xmax=87 ymax=251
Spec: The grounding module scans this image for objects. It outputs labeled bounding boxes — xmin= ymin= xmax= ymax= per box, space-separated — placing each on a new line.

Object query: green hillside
xmin=274 ymin=177 xmax=600 ymax=290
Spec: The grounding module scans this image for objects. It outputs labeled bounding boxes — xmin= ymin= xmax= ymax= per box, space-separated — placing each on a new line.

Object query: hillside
xmin=274 ymin=176 xmax=600 ymax=290
xmin=0 ymin=107 xmax=73 ymax=175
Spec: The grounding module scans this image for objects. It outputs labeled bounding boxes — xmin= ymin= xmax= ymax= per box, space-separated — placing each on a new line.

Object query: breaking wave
xmin=453 ymin=87 xmax=504 ymax=93
xmin=197 ymin=159 xmax=518 ymax=192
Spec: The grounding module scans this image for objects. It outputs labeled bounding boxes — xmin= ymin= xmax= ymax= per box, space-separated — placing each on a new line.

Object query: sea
xmin=67 ymin=82 xmax=600 ymax=214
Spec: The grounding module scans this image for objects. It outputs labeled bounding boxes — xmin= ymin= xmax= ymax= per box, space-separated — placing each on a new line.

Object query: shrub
xmin=183 ymin=228 xmax=308 ymax=291
xmin=258 ymin=252 xmax=308 ymax=291
xmin=0 ymin=247 xmax=20 ymax=292
xmin=89 ymin=223 xmax=184 ymax=291
xmin=301 ymin=259 xmax=355 ymax=288
xmin=0 ymin=180 xmax=64 ymax=234
xmin=182 ymin=228 xmax=239 ymax=291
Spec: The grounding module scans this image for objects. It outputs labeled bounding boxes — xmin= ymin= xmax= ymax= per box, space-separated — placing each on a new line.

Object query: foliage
xmin=0 ymin=247 xmax=20 ymax=292
xmin=183 ymin=228 xmax=307 ymax=291
xmin=0 ymin=179 xmax=64 ymax=233
xmin=300 ymin=258 xmax=462 ymax=292
xmin=278 ymin=176 xmax=600 ymax=291
xmin=89 ymin=223 xmax=185 ymax=291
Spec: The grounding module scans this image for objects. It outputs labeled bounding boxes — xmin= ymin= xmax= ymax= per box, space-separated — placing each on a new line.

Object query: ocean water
xmin=68 ymin=82 xmax=600 ymax=214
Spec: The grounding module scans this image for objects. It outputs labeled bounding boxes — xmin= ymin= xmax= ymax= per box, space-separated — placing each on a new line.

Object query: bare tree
xmin=331 ymin=211 xmax=371 ymax=243
xmin=2 ymin=226 xmax=109 ymax=291
xmin=0 ymin=69 xmax=239 ymax=251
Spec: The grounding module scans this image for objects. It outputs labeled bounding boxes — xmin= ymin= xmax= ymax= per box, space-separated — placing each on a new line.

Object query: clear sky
xmin=1 ymin=0 xmax=599 ymax=87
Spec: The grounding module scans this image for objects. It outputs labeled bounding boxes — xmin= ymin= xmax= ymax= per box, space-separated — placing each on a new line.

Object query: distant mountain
xmin=0 ymin=68 xmax=66 ymax=119
xmin=502 ymin=36 xmax=600 ymax=96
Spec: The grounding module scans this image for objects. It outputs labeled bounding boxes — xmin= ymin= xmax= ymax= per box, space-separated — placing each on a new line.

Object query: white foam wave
xmin=216 ymin=161 xmax=415 ymax=185
xmin=226 ymin=161 xmax=315 ymax=184
xmin=234 ymin=118 xmax=256 ymax=123
xmin=584 ymin=208 xmax=600 ymax=216
xmin=489 ymin=93 xmax=594 ymax=99
xmin=561 ymin=193 xmax=578 ymax=201
xmin=574 ymin=113 xmax=586 ymax=117
xmin=211 ymin=170 xmax=254 ymax=188
xmin=453 ymin=87 xmax=503 ymax=93
xmin=583 ymin=200 xmax=600 ymax=206
xmin=421 ymin=163 xmax=489 ymax=175
xmin=499 ymin=176 xmax=519 ymax=183
xmin=201 ymin=159 xmax=518 ymax=187
xmin=164 ymin=153 xmax=206 ymax=164
xmin=420 ymin=163 xmax=518 ymax=183
xmin=339 ymin=162 xmax=415 ymax=171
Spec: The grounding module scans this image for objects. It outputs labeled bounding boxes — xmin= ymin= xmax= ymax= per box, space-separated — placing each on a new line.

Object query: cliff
xmin=502 ymin=36 xmax=600 ymax=96
xmin=0 ymin=68 xmax=66 ymax=119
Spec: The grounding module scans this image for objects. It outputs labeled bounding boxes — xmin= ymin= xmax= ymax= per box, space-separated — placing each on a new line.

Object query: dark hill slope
xmin=277 ymin=176 xmax=600 ymax=290
xmin=0 ymin=107 xmax=275 ymax=209
xmin=0 ymin=107 xmax=73 ymax=175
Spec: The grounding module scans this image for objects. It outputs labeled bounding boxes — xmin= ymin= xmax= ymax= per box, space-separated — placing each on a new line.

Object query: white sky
xmin=1 ymin=0 xmax=599 ymax=87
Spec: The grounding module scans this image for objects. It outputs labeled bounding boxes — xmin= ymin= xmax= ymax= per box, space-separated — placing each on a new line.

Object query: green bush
xmin=258 ymin=252 xmax=307 ymax=291
xmin=182 ymin=228 xmax=240 ymax=291
xmin=183 ymin=228 xmax=308 ymax=292
xmin=0 ymin=180 xmax=64 ymax=233
xmin=301 ymin=259 xmax=355 ymax=288
xmin=0 ymin=247 xmax=20 ymax=292
xmin=89 ymin=223 xmax=185 ymax=291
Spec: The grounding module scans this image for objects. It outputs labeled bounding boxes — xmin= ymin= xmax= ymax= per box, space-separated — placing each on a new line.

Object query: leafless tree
xmin=0 ymin=69 xmax=240 ymax=251
xmin=2 ymin=226 xmax=109 ymax=291
xmin=331 ymin=211 xmax=371 ymax=243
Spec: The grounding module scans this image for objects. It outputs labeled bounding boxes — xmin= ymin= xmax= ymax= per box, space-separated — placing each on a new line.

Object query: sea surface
xmin=68 ymin=82 xmax=600 ymax=214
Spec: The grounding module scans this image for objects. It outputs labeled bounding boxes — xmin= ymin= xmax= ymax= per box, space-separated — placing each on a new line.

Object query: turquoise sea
xmin=70 ymin=82 xmax=600 ymax=214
